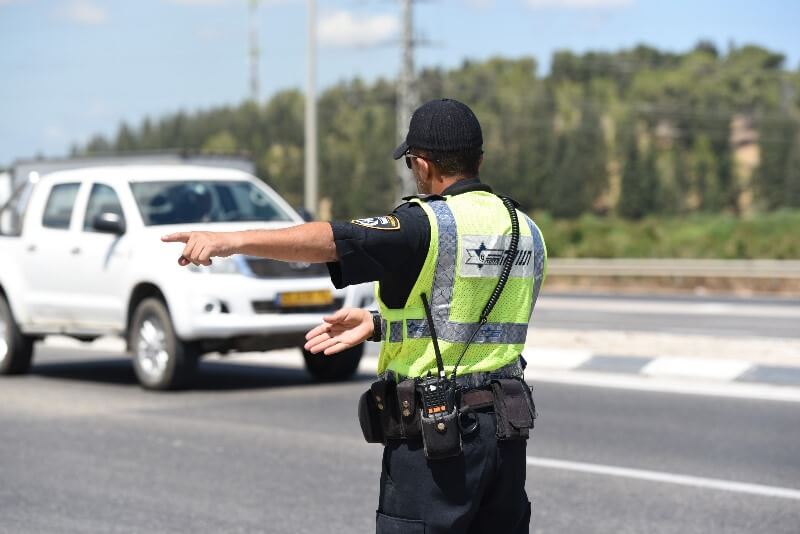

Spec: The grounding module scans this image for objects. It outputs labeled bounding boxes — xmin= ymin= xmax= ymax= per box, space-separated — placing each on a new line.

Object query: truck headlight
xmin=187 ymin=256 xmax=242 ymax=275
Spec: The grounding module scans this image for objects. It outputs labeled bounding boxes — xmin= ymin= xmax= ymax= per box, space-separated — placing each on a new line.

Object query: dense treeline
xmin=79 ymin=43 xmax=800 ymax=221
xmin=537 ymin=211 xmax=800 ymax=259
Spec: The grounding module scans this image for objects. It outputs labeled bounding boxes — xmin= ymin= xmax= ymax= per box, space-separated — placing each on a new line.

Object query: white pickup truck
xmin=0 ymin=164 xmax=373 ymax=389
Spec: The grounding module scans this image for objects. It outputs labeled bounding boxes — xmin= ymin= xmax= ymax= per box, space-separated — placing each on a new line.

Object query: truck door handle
xmin=26 ymin=244 xmax=37 ymax=253
xmin=70 ymin=247 xmax=81 ymax=255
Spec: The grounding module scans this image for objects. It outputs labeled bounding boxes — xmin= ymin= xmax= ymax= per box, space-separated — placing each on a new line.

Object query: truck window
xmin=130 ymin=180 xmax=293 ymax=226
xmin=83 ymin=184 xmax=124 ymax=231
xmin=42 ymin=183 xmax=80 ymax=230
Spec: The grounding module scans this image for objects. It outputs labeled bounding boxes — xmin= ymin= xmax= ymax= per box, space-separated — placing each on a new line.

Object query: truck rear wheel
xmin=0 ymin=294 xmax=34 ymax=375
xmin=129 ymin=298 xmax=198 ymax=390
xmin=302 ymin=343 xmax=364 ymax=382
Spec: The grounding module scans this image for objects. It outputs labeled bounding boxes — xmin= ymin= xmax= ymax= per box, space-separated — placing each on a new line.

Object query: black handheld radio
xmin=419 ymin=375 xmax=452 ymax=417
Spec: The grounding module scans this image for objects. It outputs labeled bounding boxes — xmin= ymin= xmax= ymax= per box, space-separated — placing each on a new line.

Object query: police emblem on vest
xmin=462 ymin=235 xmax=535 ymax=278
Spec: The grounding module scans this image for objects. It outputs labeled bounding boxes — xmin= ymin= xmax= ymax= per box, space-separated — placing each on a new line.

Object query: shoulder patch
xmin=351 ymin=215 xmax=401 ymax=231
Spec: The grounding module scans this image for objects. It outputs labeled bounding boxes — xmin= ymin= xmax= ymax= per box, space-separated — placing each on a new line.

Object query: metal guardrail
xmin=547 ymin=259 xmax=800 ymax=279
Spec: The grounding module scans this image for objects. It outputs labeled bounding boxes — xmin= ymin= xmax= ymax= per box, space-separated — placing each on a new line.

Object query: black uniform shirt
xmin=326 ymin=178 xmax=493 ymax=308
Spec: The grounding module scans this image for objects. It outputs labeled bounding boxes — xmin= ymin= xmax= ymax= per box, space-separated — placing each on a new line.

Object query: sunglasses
xmin=404 ymin=149 xmax=483 ymax=169
xmin=404 ymin=151 xmax=432 ymax=170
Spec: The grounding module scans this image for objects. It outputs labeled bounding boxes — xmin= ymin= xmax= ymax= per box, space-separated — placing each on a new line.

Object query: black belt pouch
xmin=420 ymin=409 xmax=462 ymax=460
xmin=492 ymin=378 xmax=537 ymax=440
xmin=396 ymin=379 xmax=419 ymax=439
xmin=358 ymin=381 xmax=386 ymax=444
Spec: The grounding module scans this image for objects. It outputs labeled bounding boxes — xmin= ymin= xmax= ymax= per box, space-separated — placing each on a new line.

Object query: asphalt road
xmin=1 ymin=346 xmax=799 ymax=534
xmin=535 ymin=293 xmax=800 ymax=339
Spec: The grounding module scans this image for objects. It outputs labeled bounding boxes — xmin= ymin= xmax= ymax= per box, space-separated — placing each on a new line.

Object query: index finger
xmin=161 ymin=232 xmax=191 ymax=243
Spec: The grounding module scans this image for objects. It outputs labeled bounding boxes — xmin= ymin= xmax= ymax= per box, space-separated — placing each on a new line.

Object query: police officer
xmin=162 ymin=98 xmax=546 ymax=534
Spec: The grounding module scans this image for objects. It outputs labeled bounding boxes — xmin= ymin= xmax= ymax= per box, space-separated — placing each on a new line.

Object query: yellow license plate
xmin=277 ymin=290 xmax=333 ymax=308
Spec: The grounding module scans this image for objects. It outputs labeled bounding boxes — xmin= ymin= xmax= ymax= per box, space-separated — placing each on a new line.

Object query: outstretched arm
xmin=161 ymin=222 xmax=337 ymax=266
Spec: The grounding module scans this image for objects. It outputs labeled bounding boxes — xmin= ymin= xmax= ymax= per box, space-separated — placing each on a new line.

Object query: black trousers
xmin=376 ymin=411 xmax=531 ymax=534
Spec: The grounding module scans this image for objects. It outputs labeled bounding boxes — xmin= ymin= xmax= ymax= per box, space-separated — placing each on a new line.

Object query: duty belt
xmin=360 ymin=358 xmax=534 ymax=443
xmin=382 ymin=357 xmax=526 ymax=390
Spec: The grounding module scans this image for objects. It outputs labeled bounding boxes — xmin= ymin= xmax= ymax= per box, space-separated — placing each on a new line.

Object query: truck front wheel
xmin=129 ymin=298 xmax=198 ymax=390
xmin=0 ymin=294 xmax=34 ymax=375
xmin=302 ymin=343 xmax=364 ymax=382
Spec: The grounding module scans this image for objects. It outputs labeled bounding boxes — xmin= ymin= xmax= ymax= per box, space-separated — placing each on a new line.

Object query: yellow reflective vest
xmin=376 ymin=190 xmax=547 ymax=378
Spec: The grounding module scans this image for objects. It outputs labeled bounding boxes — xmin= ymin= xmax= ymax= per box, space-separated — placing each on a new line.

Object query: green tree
xmin=85 ymin=134 xmax=112 ymax=153
xmin=786 ymin=133 xmax=800 ymax=207
xmin=259 ymin=144 xmax=303 ymax=208
xmin=547 ymin=134 xmax=583 ymax=217
xmin=549 ymin=101 xmax=607 ymax=217
xmin=619 ymin=123 xmax=658 ymax=219
xmin=115 ymin=122 xmax=137 ymax=152
xmin=74 ymin=47 xmax=800 ymax=221
xmin=202 ymin=130 xmax=238 ymax=153
xmin=318 ymin=78 xmax=396 ymax=219
xmin=653 ymin=145 xmax=686 ymax=214
xmin=756 ymin=117 xmax=796 ymax=209
xmin=690 ymin=134 xmax=722 ymax=211
xmin=519 ymin=86 xmax=556 ymax=212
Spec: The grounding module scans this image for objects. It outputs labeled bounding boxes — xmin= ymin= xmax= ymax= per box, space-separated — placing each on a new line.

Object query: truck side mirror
xmin=92 ymin=212 xmax=126 ymax=235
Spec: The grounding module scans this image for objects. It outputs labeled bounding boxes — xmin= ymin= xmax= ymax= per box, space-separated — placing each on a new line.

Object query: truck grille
xmin=245 ymin=258 xmax=329 ymax=278
xmin=252 ymin=297 xmax=344 ymax=314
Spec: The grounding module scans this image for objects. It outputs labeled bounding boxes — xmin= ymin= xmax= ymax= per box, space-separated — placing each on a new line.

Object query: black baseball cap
xmin=392 ymin=98 xmax=483 ymax=160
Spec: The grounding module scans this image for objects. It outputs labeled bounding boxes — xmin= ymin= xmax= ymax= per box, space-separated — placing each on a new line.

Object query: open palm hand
xmin=304 ymin=308 xmax=374 ymax=356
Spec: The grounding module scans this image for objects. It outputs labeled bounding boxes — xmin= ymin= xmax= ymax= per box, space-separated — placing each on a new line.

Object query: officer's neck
xmin=430 ymin=175 xmax=474 ymax=195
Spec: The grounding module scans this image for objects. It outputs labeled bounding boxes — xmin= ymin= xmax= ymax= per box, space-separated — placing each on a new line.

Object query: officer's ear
xmin=418 ymin=157 xmax=433 ymax=181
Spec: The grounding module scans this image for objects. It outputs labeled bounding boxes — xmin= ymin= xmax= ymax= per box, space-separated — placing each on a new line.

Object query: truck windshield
xmin=130 ymin=180 xmax=293 ymax=226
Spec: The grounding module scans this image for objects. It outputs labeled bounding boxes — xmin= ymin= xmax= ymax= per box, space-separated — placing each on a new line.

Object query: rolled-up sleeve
xmin=325 ymin=204 xmax=430 ymax=289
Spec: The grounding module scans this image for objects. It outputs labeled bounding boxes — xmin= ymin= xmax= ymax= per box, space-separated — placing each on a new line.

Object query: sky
xmin=1 ymin=0 xmax=798 ymax=167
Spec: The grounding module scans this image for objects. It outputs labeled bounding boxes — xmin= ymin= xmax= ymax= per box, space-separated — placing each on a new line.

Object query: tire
xmin=302 ymin=343 xmax=364 ymax=382
xmin=0 ymin=294 xmax=34 ymax=375
xmin=129 ymin=298 xmax=198 ymax=390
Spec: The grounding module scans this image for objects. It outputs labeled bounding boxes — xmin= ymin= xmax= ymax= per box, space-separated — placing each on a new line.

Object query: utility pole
xmin=304 ymin=0 xmax=318 ymax=216
xmin=397 ymin=0 xmax=419 ymax=199
xmin=249 ymin=0 xmax=260 ymax=102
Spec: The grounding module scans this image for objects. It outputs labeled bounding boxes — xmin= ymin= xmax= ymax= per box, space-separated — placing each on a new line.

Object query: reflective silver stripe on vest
xmin=389 ymin=321 xmax=404 ymax=343
xmin=405 ymin=200 xmax=529 ymax=345
xmin=406 ymin=319 xmax=528 ymax=344
xmin=523 ymin=214 xmax=546 ymax=320
xmin=430 ymin=201 xmax=458 ymax=325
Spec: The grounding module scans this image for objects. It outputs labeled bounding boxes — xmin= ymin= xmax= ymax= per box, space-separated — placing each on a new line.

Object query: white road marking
xmin=525 ymin=369 xmax=800 ymax=403
xmin=522 ymin=347 xmax=593 ymax=369
xmin=238 ymin=350 xmax=800 ymax=403
xmin=642 ymin=357 xmax=753 ymax=381
xmin=536 ymin=296 xmax=800 ymax=319
xmin=526 ymin=456 xmax=800 ymax=501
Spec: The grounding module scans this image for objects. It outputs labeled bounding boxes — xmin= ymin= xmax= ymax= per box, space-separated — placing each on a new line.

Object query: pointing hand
xmin=161 ymin=231 xmax=237 ymax=266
